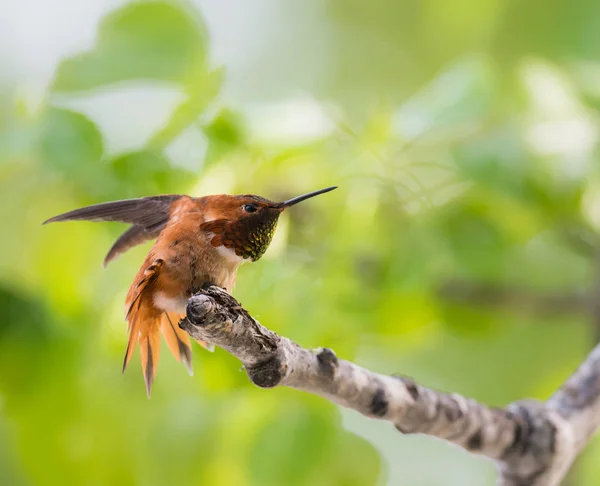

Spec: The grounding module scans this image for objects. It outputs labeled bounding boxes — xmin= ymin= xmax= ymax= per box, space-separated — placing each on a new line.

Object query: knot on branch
xmin=315 ymin=348 xmax=338 ymax=379
xmin=181 ymin=286 xmax=253 ymax=340
xmin=184 ymin=293 xmax=215 ymax=326
xmin=495 ymin=399 xmax=559 ymax=482
xmin=182 ymin=286 xmax=284 ymax=382
xmin=246 ymin=356 xmax=285 ymax=388
xmin=184 ymin=286 xmax=249 ymax=326
xmin=503 ymin=400 xmax=556 ymax=462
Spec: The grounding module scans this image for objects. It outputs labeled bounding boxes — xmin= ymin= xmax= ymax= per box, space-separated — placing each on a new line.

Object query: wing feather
xmin=43 ymin=195 xmax=183 ymax=229
xmin=104 ymin=225 xmax=159 ymax=266
xmin=44 ymin=195 xmax=185 ymax=263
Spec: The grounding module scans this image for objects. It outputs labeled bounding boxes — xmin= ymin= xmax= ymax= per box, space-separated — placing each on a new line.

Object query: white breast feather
xmin=215 ymin=244 xmax=249 ymax=265
xmin=153 ymin=292 xmax=188 ymax=313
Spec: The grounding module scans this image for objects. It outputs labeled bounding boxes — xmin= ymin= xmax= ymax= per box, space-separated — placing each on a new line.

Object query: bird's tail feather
xmin=140 ymin=320 xmax=161 ymax=398
xmin=123 ymin=258 xmax=213 ymax=396
xmin=124 ymin=306 xmax=203 ymax=397
xmin=161 ymin=312 xmax=193 ymax=376
xmin=123 ymin=292 xmax=163 ymax=397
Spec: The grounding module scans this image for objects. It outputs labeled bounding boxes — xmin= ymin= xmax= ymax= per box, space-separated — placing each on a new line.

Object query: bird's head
xmin=200 ymin=186 xmax=337 ymax=262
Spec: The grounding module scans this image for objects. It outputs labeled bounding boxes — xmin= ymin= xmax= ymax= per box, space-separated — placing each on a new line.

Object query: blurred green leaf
xmin=0 ymin=286 xmax=53 ymax=342
xmin=108 ymin=150 xmax=191 ymax=198
xmin=523 ymin=166 xmax=585 ymax=219
xmin=453 ymin=129 xmax=529 ymax=198
xmin=148 ymin=67 xmax=224 ymax=151
xmin=39 ymin=107 xmax=104 ymax=171
xmin=440 ymin=303 xmax=502 ymax=337
xmin=0 ymin=419 xmax=28 ymax=486
xmin=0 ymin=287 xmax=74 ymax=398
xmin=250 ymin=401 xmax=380 ymax=485
xmin=327 ymin=428 xmax=382 ymax=486
xmin=250 ymin=403 xmax=334 ymax=485
xmin=37 ymin=107 xmax=112 ymax=199
xmin=203 ymin=107 xmax=246 ymax=164
xmin=395 ymin=56 xmax=495 ymax=139
xmin=439 ymin=196 xmax=509 ymax=277
xmin=51 ymin=2 xmax=208 ymax=92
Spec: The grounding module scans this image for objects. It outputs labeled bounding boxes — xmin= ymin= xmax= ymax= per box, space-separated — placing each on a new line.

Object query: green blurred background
xmin=2 ymin=0 xmax=600 ymax=484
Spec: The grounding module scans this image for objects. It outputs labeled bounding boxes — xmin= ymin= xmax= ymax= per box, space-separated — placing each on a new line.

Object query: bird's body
xmin=44 ymin=187 xmax=336 ymax=396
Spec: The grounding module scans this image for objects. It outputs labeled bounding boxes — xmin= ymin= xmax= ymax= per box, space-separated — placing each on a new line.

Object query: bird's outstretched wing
xmin=43 ymin=195 xmax=183 ymax=229
xmin=103 ymin=225 xmax=157 ymax=266
xmin=44 ymin=195 xmax=185 ymax=264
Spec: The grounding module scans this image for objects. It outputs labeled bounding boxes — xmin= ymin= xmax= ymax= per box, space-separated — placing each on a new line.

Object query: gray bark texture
xmin=180 ymin=286 xmax=600 ymax=486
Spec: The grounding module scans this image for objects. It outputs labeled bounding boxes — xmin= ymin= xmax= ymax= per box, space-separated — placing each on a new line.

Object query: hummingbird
xmin=44 ymin=186 xmax=337 ymax=396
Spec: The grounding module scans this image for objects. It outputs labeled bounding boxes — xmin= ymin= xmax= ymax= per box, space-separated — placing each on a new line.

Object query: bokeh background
xmin=2 ymin=0 xmax=600 ymax=484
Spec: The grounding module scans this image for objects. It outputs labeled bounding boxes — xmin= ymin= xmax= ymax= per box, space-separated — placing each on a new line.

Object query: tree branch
xmin=180 ymin=286 xmax=600 ymax=485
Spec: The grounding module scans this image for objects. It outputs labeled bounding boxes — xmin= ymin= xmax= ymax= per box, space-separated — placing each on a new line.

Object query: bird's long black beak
xmin=278 ymin=186 xmax=337 ymax=209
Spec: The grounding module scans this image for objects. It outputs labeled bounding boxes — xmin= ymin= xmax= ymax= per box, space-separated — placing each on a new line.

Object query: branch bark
xmin=180 ymin=286 xmax=600 ymax=486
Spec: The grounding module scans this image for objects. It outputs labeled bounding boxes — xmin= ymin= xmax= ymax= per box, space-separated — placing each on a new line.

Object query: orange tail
xmin=123 ymin=258 xmax=213 ymax=396
xmin=140 ymin=318 xmax=161 ymax=397
xmin=123 ymin=295 xmax=163 ymax=397
xmin=124 ymin=308 xmax=212 ymax=397
xmin=123 ymin=258 xmax=166 ymax=397
xmin=161 ymin=312 xmax=193 ymax=376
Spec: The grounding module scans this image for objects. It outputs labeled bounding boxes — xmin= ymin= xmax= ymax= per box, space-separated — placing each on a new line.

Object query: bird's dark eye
xmin=243 ymin=204 xmax=258 ymax=213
